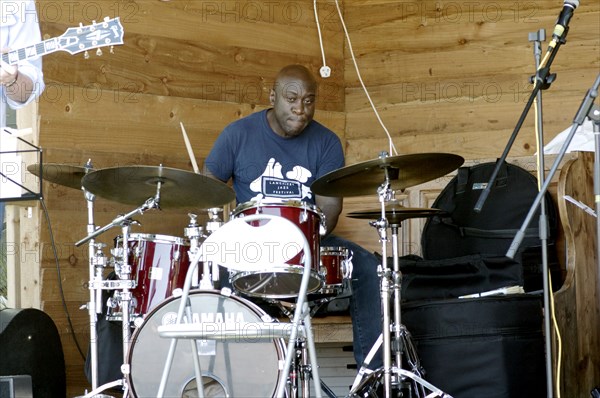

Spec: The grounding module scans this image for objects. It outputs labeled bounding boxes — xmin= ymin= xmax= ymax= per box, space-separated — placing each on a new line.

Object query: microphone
xmin=552 ymin=0 xmax=579 ymax=40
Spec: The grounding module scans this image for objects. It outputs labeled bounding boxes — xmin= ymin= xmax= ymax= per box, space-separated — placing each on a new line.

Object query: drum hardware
xmin=205 ymin=207 xmax=224 ymax=235
xmin=312 ymin=152 xmax=461 ymax=398
xmin=73 ymin=167 xmax=163 ymax=397
xmin=185 ymin=213 xmax=219 ymax=290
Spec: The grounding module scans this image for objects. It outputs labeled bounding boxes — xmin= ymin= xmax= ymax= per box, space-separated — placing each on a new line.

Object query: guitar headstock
xmin=58 ymin=17 xmax=124 ymax=56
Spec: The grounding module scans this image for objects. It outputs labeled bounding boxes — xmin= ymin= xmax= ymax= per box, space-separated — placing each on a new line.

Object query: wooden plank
xmin=39 ymin=1 xmax=345 ymax=56
xmin=342 ymin=1 xmax=599 ymax=57
xmin=39 ymin=89 xmax=345 ymax=158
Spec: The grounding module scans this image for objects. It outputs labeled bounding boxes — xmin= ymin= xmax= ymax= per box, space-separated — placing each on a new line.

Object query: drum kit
xmin=28 ymin=151 xmax=463 ymax=398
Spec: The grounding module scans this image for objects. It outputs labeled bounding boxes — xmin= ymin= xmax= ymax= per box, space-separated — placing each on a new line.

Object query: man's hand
xmin=0 ymin=55 xmax=19 ymax=87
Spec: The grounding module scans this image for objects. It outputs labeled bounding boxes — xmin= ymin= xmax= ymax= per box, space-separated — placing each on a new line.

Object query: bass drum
xmin=128 ymin=290 xmax=286 ymax=398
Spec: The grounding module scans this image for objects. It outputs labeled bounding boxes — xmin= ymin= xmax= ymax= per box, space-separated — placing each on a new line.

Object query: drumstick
xmin=180 ymin=122 xmax=200 ymax=174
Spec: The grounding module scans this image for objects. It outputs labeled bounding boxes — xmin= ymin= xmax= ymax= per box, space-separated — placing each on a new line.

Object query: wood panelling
xmin=343 ymin=1 xmax=599 ymax=163
xmin=554 ymin=152 xmax=600 ymax=396
xmin=21 ymin=0 xmax=598 ymax=396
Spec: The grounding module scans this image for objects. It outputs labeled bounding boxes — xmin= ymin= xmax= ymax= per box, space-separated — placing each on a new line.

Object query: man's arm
xmin=316 ymin=194 xmax=342 ymax=236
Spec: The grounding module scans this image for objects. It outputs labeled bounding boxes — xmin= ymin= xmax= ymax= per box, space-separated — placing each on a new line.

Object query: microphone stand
xmin=506 ymin=73 xmax=600 ymax=397
xmin=472 ymin=26 xmax=570 ymax=398
xmin=528 ymin=29 xmax=554 ymax=398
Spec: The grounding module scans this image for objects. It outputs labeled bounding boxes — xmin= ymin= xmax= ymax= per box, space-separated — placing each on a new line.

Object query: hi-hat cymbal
xmin=312 ymin=153 xmax=464 ymax=197
xmin=348 ymin=200 xmax=446 ymax=224
xmin=27 ymin=163 xmax=91 ymax=190
xmin=81 ymin=166 xmax=235 ymax=208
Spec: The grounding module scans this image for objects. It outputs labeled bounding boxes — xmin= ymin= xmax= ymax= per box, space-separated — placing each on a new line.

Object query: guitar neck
xmin=1 ymin=37 xmax=60 ymax=65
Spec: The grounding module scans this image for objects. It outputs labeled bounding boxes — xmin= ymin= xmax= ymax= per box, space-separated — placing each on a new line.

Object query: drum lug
xmin=343 ymin=251 xmax=354 ymax=279
xmin=300 ymin=207 xmax=308 ymax=224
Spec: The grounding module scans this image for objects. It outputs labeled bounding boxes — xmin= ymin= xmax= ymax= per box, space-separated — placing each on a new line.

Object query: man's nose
xmin=293 ymin=101 xmax=305 ymax=114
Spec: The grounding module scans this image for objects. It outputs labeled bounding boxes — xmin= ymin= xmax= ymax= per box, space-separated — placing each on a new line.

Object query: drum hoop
xmin=232 ymin=199 xmax=323 ymax=218
xmin=120 ymin=233 xmax=189 ymax=246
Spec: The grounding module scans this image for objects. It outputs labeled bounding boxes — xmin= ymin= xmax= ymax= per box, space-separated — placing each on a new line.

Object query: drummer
xmin=204 ymin=64 xmax=383 ymax=370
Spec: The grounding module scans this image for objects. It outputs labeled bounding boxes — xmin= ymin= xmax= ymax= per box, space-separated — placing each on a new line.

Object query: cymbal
xmin=27 ymin=163 xmax=91 ymax=190
xmin=81 ymin=166 xmax=235 ymax=208
xmin=348 ymin=200 xmax=446 ymax=224
xmin=311 ymin=153 xmax=464 ymax=197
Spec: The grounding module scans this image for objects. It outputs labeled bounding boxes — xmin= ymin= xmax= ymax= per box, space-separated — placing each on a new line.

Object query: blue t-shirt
xmin=205 ymin=109 xmax=344 ymax=205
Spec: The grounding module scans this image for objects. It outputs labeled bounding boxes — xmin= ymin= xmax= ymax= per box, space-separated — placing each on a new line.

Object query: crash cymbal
xmin=348 ymin=200 xmax=446 ymax=224
xmin=27 ymin=163 xmax=91 ymax=190
xmin=81 ymin=165 xmax=235 ymax=208
xmin=312 ymin=153 xmax=464 ymax=197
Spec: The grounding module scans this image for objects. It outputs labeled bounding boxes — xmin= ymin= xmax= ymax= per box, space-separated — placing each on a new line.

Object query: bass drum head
xmin=128 ymin=290 xmax=285 ymax=398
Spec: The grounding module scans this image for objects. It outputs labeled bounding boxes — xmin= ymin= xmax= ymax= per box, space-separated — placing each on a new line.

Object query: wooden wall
xmin=23 ymin=0 xmax=599 ymax=396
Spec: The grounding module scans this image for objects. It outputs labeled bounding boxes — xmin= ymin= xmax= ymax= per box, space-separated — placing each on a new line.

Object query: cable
xmin=313 ymin=0 xmax=330 ymax=78
xmin=332 ymin=0 xmax=398 ymax=156
xmin=40 ymin=198 xmax=86 ymax=361
xmin=549 ymin=272 xmax=562 ymax=397
xmin=315 ymin=0 xmax=398 ymax=156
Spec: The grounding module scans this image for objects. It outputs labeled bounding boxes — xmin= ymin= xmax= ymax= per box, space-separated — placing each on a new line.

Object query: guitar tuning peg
xmin=84 ymin=50 xmax=89 ymax=59
xmin=77 ymin=22 xmax=83 ymax=34
xmin=96 ymin=48 xmax=103 ymax=56
xmin=110 ymin=46 xmax=114 ymax=54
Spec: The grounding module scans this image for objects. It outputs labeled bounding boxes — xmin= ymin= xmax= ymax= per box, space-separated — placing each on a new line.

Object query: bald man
xmin=205 ymin=64 xmax=383 ymax=371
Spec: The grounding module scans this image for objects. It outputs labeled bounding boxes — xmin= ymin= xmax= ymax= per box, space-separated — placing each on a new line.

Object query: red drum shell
xmin=320 ymin=246 xmax=349 ymax=286
xmin=109 ymin=234 xmax=190 ymax=320
xmin=230 ymin=200 xmax=324 ymax=299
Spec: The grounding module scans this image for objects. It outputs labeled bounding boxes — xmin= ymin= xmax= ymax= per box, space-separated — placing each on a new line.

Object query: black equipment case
xmin=402 ymin=294 xmax=546 ymax=398
xmin=420 ymin=161 xmax=560 ymax=292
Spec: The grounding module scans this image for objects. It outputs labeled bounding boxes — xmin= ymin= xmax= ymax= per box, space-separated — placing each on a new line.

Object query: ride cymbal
xmin=27 ymin=163 xmax=91 ymax=190
xmin=311 ymin=153 xmax=464 ymax=197
xmin=81 ymin=165 xmax=235 ymax=208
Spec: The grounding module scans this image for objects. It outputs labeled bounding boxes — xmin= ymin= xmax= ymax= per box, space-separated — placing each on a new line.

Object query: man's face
xmin=269 ymin=75 xmax=316 ymax=138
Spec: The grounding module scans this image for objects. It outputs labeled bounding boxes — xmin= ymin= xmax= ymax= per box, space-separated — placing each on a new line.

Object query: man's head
xmin=268 ymin=65 xmax=317 ymax=138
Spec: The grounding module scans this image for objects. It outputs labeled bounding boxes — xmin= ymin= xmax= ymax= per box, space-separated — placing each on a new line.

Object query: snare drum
xmin=127 ymin=290 xmax=286 ymax=398
xmin=320 ymin=246 xmax=352 ymax=295
xmin=107 ymin=234 xmax=190 ymax=321
xmin=230 ymin=200 xmax=325 ymax=299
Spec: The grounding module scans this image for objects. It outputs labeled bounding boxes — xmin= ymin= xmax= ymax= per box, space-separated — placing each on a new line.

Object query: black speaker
xmin=0 ymin=308 xmax=66 ymax=398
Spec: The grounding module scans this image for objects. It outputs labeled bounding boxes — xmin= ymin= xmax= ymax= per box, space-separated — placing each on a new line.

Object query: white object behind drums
xmin=200 ymin=216 xmax=305 ymax=272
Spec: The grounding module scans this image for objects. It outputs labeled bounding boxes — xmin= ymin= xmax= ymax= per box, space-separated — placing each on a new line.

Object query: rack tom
xmin=229 ymin=200 xmax=325 ymax=299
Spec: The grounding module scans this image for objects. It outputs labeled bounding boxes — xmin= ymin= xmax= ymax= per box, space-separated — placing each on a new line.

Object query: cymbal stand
xmin=348 ymin=171 xmax=451 ymax=398
xmin=77 ymin=183 xmax=162 ymax=398
xmin=81 ymin=160 xmax=102 ymax=391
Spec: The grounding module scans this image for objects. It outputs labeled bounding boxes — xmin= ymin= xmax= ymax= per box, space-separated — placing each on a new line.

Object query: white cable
xmin=313 ymin=0 xmax=331 ymax=77
xmin=333 ymin=0 xmax=398 ymax=156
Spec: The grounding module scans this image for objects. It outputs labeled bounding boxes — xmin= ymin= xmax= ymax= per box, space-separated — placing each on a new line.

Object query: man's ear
xmin=269 ymin=89 xmax=275 ymax=105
